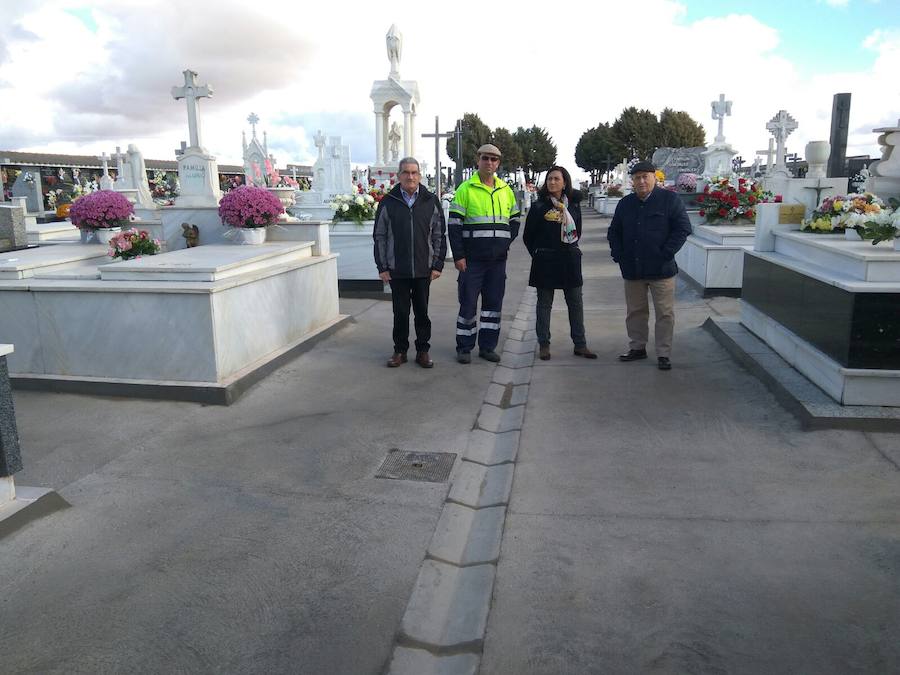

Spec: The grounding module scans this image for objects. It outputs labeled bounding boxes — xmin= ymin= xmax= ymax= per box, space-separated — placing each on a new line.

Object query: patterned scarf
xmin=550 ymin=195 xmax=578 ymax=244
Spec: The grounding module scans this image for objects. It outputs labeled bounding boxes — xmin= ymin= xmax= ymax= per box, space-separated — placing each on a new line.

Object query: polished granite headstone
xmin=0 ymin=349 xmax=23 ymax=477
xmin=743 ymin=254 xmax=900 ymax=369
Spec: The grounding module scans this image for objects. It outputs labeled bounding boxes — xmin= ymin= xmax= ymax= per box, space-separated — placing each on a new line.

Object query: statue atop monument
xmin=386 ymin=24 xmax=402 ymax=78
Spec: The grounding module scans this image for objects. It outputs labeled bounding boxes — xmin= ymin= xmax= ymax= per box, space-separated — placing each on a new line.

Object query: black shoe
xmin=657 ymin=357 xmax=672 ymax=370
xmin=478 ymin=350 xmax=501 ymax=363
xmin=618 ymin=349 xmax=647 ymax=362
xmin=457 ymin=351 xmax=471 ymax=364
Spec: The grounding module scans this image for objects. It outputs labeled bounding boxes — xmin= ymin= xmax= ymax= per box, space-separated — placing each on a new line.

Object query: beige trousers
xmin=623 ymin=277 xmax=676 ymax=358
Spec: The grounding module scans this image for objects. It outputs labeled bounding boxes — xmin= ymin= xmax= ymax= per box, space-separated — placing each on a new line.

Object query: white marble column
xmin=408 ymin=113 xmax=416 ymax=158
xmin=403 ymin=110 xmax=411 ymax=158
xmin=375 ymin=112 xmax=385 ymax=166
xmin=382 ymin=115 xmax=391 ymax=164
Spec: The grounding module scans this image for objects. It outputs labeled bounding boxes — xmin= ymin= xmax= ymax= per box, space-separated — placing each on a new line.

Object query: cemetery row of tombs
xmin=1 ymin=73 xmax=899 ymax=411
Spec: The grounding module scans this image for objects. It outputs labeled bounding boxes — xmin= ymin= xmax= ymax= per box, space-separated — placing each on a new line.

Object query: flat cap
xmin=629 ymin=160 xmax=656 ymax=175
xmin=477 ymin=144 xmax=502 ymax=158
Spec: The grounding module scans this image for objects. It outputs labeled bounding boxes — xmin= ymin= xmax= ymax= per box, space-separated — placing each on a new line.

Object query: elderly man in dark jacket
xmin=373 ymin=157 xmax=447 ymax=368
xmin=607 ymin=161 xmax=691 ymax=370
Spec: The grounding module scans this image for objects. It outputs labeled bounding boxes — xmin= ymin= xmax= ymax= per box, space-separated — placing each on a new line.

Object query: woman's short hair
xmin=538 ymin=165 xmax=573 ymax=200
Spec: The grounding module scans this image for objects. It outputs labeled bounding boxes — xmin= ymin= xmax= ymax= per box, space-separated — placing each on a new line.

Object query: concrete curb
xmin=387 ymin=647 xmax=479 ymax=675
xmin=427 ymin=503 xmax=506 ymax=566
xmin=398 ymin=560 xmax=495 ymax=650
xmin=387 ymin=288 xmax=537 ymax=671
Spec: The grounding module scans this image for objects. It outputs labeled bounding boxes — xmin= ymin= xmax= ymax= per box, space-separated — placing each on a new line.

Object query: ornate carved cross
xmin=171 ymin=69 xmax=213 ymax=150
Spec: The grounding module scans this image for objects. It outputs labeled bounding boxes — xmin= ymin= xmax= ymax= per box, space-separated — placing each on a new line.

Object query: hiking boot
xmin=478 ymin=350 xmax=501 ymax=363
xmin=457 ymin=351 xmax=471 ymax=364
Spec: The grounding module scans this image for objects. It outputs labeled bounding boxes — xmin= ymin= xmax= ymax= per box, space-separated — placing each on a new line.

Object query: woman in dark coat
xmin=523 ymin=165 xmax=597 ymax=360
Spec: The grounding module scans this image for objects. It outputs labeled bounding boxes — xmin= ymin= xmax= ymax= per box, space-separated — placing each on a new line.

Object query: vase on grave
xmin=267 ymin=187 xmax=296 ymax=208
xmin=226 ymin=227 xmax=267 ymax=245
xmin=845 ymin=228 xmax=863 ymax=241
xmin=805 ymin=141 xmax=830 ymax=179
xmin=94 ymin=227 xmax=122 ymax=245
xmin=56 ymin=203 xmax=72 ymax=218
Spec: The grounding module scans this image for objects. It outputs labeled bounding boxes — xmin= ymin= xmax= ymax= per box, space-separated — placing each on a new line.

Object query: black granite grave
xmin=0 ymin=355 xmax=23 ymax=477
xmin=742 ymin=254 xmax=900 ymax=369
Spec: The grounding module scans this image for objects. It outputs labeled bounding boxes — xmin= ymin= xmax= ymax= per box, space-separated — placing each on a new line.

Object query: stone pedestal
xmin=701 ymin=142 xmax=737 ymax=178
xmin=175 ymin=149 xmax=222 ymax=207
xmin=0 ymin=203 xmax=28 ymax=251
xmin=675 ymin=224 xmax=756 ymax=295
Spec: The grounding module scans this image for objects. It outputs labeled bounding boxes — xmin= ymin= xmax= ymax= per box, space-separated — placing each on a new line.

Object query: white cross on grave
xmin=756 ymin=138 xmax=776 ymax=175
xmin=171 ymin=69 xmax=213 ymax=150
xmin=247 ymin=112 xmax=259 ymax=139
xmin=711 ymin=93 xmax=732 ymax=143
xmin=97 ymin=151 xmax=114 ymax=189
xmin=766 ymin=110 xmax=798 ymax=173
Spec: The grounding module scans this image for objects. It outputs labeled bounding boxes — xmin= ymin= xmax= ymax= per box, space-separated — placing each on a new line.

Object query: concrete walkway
xmin=1 ymin=209 xmax=898 ymax=674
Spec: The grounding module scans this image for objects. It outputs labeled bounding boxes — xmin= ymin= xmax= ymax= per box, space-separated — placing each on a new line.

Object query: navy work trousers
xmin=456 ymin=259 xmax=507 ymax=354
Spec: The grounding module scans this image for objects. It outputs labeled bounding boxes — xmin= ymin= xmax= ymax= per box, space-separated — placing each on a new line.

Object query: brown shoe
xmin=573 ymin=346 xmax=598 ymax=359
xmin=539 ymin=345 xmax=551 ymax=361
xmin=386 ymin=352 xmax=407 ymax=368
xmin=415 ymin=351 xmax=434 ymax=368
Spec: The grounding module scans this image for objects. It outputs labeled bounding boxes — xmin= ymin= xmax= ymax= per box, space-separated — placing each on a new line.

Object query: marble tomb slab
xmin=0 ymin=244 xmax=108 ymax=280
xmin=26 ymin=221 xmax=80 ymax=244
xmin=693 ymin=224 xmax=756 ymax=246
xmin=774 ymin=231 xmax=900 ymax=282
xmin=100 ymin=242 xmax=315 ymax=282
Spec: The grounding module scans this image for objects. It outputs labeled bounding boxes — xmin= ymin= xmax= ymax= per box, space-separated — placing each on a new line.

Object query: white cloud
xmin=0 ymin=0 xmax=896 ymax=180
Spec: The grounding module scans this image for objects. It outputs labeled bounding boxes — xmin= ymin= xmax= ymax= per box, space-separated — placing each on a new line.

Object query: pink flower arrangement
xmin=217 ymin=185 xmax=284 ymax=228
xmin=68 ymin=190 xmax=134 ymax=230
xmin=108 ymin=229 xmax=161 ymax=260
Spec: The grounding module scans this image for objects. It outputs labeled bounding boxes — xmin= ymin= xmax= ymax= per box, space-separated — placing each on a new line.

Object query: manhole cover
xmin=375 ymin=450 xmax=457 ymax=483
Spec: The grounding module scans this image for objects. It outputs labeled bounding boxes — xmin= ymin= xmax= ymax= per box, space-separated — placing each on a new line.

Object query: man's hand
xmin=430 ymin=269 xmax=441 ymax=281
xmin=454 ymin=258 xmax=467 ymax=272
xmin=379 ymin=271 xmax=391 ymax=283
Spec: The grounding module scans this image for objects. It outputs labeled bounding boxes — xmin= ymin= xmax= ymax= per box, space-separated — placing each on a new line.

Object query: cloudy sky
xmin=1 ymin=0 xmax=898 ymax=180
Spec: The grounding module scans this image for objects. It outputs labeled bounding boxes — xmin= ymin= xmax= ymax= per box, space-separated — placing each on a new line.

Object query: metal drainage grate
xmin=375 ymin=449 xmax=457 ymax=483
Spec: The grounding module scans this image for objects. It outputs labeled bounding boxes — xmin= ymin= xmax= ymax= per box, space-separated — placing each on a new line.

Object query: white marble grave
xmin=0 ymin=237 xmax=342 ymax=401
xmin=676 ymin=223 xmax=756 ymax=294
xmin=171 ymin=69 xmax=222 ymax=207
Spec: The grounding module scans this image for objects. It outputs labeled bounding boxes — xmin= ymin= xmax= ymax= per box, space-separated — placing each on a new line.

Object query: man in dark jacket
xmin=607 ymin=161 xmax=691 ymax=370
xmin=373 ymin=157 xmax=447 ymax=368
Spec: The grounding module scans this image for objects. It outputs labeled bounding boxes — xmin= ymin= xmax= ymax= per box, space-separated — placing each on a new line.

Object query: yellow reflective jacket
xmin=448 ymin=173 xmax=521 ymax=261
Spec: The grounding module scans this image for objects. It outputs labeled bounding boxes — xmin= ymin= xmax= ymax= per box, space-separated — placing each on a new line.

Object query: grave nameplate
xmin=652 ymin=147 xmax=705 ymax=181
xmin=778 ymin=204 xmax=805 ymax=224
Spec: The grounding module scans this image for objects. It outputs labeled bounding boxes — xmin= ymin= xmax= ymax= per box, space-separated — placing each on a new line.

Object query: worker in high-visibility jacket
xmin=447 ymin=143 xmax=521 ymax=364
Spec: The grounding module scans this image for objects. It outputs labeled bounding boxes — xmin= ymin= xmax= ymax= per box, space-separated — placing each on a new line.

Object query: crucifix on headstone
xmin=97 ymin=152 xmax=114 ymax=190
xmin=422 ymin=116 xmax=453 ymax=196
xmin=171 ymin=69 xmax=213 ymax=151
xmin=711 ymin=93 xmax=732 ymax=143
xmin=756 ymin=138 xmax=776 ymax=175
xmin=766 ymin=109 xmax=799 ymax=174
xmin=802 ymin=179 xmax=833 ymax=209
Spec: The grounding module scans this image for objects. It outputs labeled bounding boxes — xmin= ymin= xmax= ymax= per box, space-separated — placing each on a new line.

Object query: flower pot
xmin=805 ymin=141 xmax=830 ymax=179
xmin=56 ymin=203 xmax=72 ymax=218
xmin=94 ymin=227 xmax=121 ymax=245
xmin=844 ymin=228 xmax=862 ymax=241
xmin=228 ymin=227 xmax=267 ymax=245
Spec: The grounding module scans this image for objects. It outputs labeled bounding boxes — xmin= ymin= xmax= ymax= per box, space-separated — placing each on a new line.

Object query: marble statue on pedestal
xmin=370 ymin=24 xmax=420 ymax=169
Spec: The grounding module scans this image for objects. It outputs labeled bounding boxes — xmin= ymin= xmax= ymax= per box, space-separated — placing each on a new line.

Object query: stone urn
xmin=93 ymin=227 xmax=121 ymax=245
xmin=267 ymin=187 xmax=296 ymax=208
xmin=805 ymin=141 xmax=831 ymax=179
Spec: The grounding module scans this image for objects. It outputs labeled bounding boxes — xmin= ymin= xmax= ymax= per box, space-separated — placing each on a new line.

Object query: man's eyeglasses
xmin=480 ymin=155 xmax=500 ymax=163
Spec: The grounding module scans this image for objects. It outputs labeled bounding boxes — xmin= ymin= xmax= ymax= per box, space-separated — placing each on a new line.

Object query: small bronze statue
xmin=181 ymin=223 xmax=199 ymax=248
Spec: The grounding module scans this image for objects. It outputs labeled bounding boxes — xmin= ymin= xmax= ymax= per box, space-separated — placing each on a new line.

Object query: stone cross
xmin=113 ymin=146 xmax=127 ymax=183
xmin=314 ymin=130 xmax=326 ymax=160
xmin=756 ymin=138 xmax=776 ymax=175
xmin=766 ymin=110 xmax=799 ymax=172
xmin=421 ymin=115 xmax=453 ymax=197
xmin=711 ymin=93 xmax=732 ymax=143
xmin=171 ymin=69 xmax=213 ymax=150
xmin=247 ymin=112 xmax=259 ymax=139
xmin=97 ymin=152 xmax=114 ymax=189
xmin=175 ymin=141 xmax=187 ymax=157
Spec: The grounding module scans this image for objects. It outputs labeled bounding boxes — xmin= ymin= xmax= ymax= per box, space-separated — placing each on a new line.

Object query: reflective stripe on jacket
xmin=447 ymin=174 xmax=521 ymax=261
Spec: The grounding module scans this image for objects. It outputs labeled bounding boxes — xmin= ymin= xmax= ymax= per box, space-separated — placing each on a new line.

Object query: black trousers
xmin=389 ymin=277 xmax=432 ymax=353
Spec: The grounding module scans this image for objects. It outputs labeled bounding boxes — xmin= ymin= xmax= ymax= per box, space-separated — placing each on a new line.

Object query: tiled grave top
xmin=100 ymin=242 xmax=315 ymax=282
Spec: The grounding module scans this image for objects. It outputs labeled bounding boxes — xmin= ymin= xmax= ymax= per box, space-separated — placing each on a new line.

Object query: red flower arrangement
xmin=696 ymin=176 xmax=772 ymax=224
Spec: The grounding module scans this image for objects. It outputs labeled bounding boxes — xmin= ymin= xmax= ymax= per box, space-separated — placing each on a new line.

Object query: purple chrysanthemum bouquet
xmin=68 ymin=190 xmax=134 ymax=230
xmin=218 ymin=185 xmax=284 ymax=228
